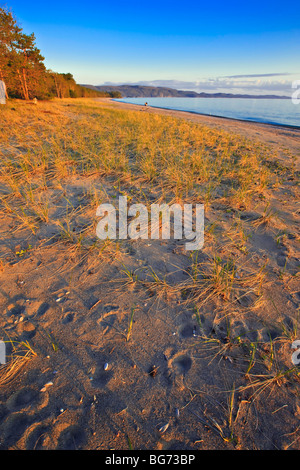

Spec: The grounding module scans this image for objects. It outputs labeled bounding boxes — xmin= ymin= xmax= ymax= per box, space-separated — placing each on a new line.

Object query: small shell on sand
xmin=158 ymin=423 xmax=169 ymax=433
xmin=40 ymin=381 xmax=53 ymax=392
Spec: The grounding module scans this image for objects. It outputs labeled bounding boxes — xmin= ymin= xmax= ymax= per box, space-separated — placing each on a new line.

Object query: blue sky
xmin=3 ymin=0 xmax=300 ymax=95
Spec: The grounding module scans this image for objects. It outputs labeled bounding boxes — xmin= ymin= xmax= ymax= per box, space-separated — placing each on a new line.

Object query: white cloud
xmin=101 ymin=74 xmax=300 ymax=96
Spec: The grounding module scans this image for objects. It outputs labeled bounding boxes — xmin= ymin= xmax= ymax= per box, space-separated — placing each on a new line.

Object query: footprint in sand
xmin=160 ymin=439 xmax=189 ymax=451
xmin=6 ymin=386 xmax=39 ymax=411
xmin=25 ymin=423 xmax=49 ymax=450
xmin=103 ymin=305 xmax=119 ymax=314
xmin=97 ymin=314 xmax=117 ymax=335
xmin=229 ymin=319 xmax=258 ymax=342
xmin=171 ymin=354 xmax=192 ymax=376
xmin=62 ymin=312 xmax=74 ymax=324
xmin=91 ymin=366 xmax=114 ymax=388
xmin=260 ymin=326 xmax=281 ymax=342
xmin=0 ymin=404 xmax=7 ymax=422
xmin=5 ymin=303 xmax=25 ymax=317
xmin=277 ymin=254 xmax=287 ymax=267
xmin=95 ymin=305 xmax=120 ymax=335
xmin=16 ymin=320 xmax=36 ymax=340
xmin=56 ymin=424 xmax=85 ymax=450
xmin=0 ymin=412 xmax=30 ymax=446
xmin=26 ymin=300 xmax=50 ymax=318
xmin=178 ymin=323 xmax=196 ymax=339
xmin=90 ymin=357 xmax=114 ymax=388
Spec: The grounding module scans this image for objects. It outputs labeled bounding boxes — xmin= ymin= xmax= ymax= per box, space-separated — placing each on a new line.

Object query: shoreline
xmin=114 ymin=98 xmax=300 ymax=131
xmin=96 ymin=97 xmax=300 ymax=170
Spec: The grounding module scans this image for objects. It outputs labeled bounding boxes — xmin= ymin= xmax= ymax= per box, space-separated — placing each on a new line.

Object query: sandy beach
xmin=106 ymin=98 xmax=300 ymax=170
xmin=0 ymin=97 xmax=299 ymax=450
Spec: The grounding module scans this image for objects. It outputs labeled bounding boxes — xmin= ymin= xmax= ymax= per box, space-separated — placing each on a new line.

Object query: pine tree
xmin=0 ymin=7 xmax=21 ymax=97
xmin=0 ymin=6 xmax=110 ymax=100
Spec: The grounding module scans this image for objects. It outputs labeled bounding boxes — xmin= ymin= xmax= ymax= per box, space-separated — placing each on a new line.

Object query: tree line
xmin=0 ymin=7 xmax=121 ymax=100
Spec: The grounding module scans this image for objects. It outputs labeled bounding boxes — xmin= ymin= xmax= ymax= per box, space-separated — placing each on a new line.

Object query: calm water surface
xmin=116 ymin=97 xmax=300 ymax=128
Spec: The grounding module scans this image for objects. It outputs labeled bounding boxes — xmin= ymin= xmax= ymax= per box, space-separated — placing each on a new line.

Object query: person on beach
xmin=0 ymin=80 xmax=6 ymax=105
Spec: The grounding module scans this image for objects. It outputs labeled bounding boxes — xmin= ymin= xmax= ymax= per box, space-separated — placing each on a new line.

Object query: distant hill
xmin=82 ymin=84 xmax=289 ymax=99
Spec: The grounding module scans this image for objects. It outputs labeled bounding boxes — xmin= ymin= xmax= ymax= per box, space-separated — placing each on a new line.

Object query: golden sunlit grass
xmin=0 ymin=99 xmax=291 ymax=319
xmin=182 ymin=254 xmax=267 ymax=309
xmin=0 ymin=97 xmax=281 ymax=275
xmin=0 ymin=339 xmax=37 ymax=387
xmin=0 ymin=98 xmax=299 ymax=450
xmin=0 ymin=98 xmax=276 ymax=211
xmin=252 ymin=201 xmax=283 ymax=230
xmin=0 ymin=97 xmax=279 ymax=312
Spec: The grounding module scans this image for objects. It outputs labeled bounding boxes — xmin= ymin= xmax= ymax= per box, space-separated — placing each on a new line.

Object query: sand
xmin=106 ymin=98 xmax=300 ymax=171
xmin=0 ymin=98 xmax=299 ymax=451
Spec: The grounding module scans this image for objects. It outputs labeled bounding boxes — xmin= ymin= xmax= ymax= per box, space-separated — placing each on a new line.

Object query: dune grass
xmin=0 ymin=97 xmax=290 ymax=319
xmin=0 ymin=97 xmax=284 ymax=275
xmin=0 ymin=98 xmax=299 ymax=449
xmin=0 ymin=338 xmax=37 ymax=386
xmin=0 ymin=98 xmax=277 ymax=214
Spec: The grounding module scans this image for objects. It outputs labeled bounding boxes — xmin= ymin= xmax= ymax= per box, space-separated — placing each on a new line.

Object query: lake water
xmin=115 ymin=97 xmax=300 ymax=128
